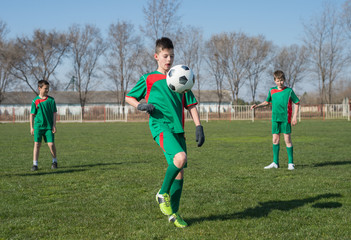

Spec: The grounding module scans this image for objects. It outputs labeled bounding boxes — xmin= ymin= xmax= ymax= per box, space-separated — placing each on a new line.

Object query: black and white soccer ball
xmin=166 ymin=65 xmax=195 ymax=93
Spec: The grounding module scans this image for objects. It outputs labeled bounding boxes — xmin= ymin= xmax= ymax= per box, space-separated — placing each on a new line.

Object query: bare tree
xmin=303 ymin=3 xmax=348 ymax=105
xmin=174 ymin=25 xmax=204 ymax=102
xmin=0 ymin=20 xmax=13 ymax=104
xmin=7 ymin=29 xmax=68 ymax=93
xmin=341 ymin=0 xmax=351 ymax=38
xmin=141 ymin=0 xmax=181 ymax=43
xmin=139 ymin=0 xmax=182 ymax=74
xmin=68 ymin=24 xmax=106 ymax=116
xmin=245 ymin=35 xmax=273 ymax=104
xmin=271 ymin=44 xmax=308 ymax=89
xmin=214 ymin=32 xmax=249 ymax=104
xmin=105 ymin=21 xmax=142 ymax=108
xmin=205 ymin=36 xmax=226 ymax=117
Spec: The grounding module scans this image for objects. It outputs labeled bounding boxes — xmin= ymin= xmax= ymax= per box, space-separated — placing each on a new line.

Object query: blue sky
xmin=0 ymin=0 xmax=347 ymax=46
xmin=0 ymin=0 xmax=347 ymax=98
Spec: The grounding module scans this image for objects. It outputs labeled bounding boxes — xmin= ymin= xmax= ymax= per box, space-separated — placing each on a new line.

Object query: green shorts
xmin=272 ymin=121 xmax=291 ymax=134
xmin=154 ymin=131 xmax=187 ymax=168
xmin=34 ymin=129 xmax=55 ymax=143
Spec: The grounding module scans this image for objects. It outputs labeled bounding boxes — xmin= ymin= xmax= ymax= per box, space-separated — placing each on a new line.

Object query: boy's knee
xmin=173 ymin=152 xmax=187 ymax=169
xmin=34 ymin=142 xmax=41 ymax=148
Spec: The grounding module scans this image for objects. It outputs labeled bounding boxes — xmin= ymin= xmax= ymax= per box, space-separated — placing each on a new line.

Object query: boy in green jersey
xmin=126 ymin=37 xmax=205 ymax=228
xmin=251 ymin=70 xmax=300 ymax=170
xmin=30 ymin=80 xmax=58 ymax=171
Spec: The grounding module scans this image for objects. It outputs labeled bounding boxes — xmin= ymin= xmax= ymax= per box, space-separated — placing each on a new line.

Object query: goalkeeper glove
xmin=195 ymin=125 xmax=205 ymax=147
xmin=137 ymin=103 xmax=155 ymax=114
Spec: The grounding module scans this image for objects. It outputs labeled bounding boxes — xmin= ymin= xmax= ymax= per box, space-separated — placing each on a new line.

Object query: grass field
xmin=0 ymin=120 xmax=350 ymax=240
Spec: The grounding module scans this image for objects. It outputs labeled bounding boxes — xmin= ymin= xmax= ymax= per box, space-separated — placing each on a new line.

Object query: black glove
xmin=137 ymin=103 xmax=155 ymax=114
xmin=195 ymin=125 xmax=205 ymax=147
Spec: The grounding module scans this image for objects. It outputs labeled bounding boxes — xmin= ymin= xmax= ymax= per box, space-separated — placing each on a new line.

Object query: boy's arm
xmin=188 ymin=105 xmax=205 ymax=147
xmin=30 ymin=114 xmax=35 ymax=135
xmin=251 ymin=101 xmax=269 ymax=109
xmin=187 ymin=105 xmax=201 ymax=126
xmin=125 ymin=96 xmax=140 ymax=108
xmin=52 ymin=112 xmax=57 ymax=133
xmin=125 ymin=96 xmax=155 ymax=114
xmin=291 ymin=103 xmax=299 ymax=126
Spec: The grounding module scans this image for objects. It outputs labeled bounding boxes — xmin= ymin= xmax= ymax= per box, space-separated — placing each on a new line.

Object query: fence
xmin=0 ymin=103 xmax=350 ymax=123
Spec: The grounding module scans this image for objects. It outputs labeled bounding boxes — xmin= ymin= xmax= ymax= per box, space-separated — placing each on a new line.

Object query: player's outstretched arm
xmin=251 ymin=101 xmax=269 ymax=109
xmin=125 ymin=97 xmax=155 ymax=114
xmin=137 ymin=103 xmax=155 ymax=114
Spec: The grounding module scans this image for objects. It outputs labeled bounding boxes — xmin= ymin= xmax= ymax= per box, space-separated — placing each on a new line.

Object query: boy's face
xmin=154 ymin=48 xmax=174 ymax=74
xmin=39 ymin=84 xmax=50 ymax=97
xmin=274 ymin=78 xmax=285 ymax=89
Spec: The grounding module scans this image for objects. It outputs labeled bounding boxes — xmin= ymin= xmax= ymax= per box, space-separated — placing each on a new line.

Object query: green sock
xmin=170 ymin=179 xmax=183 ymax=213
xmin=159 ymin=162 xmax=181 ymax=195
xmin=287 ymin=146 xmax=294 ymax=164
xmin=273 ymin=144 xmax=280 ymax=165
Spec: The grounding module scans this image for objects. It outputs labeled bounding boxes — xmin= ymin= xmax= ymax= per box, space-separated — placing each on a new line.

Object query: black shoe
xmin=51 ymin=162 xmax=58 ymax=169
xmin=31 ymin=165 xmax=38 ymax=171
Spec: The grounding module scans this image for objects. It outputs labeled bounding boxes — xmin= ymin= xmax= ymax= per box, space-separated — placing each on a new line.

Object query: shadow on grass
xmin=4 ymin=162 xmax=132 ymax=177
xmin=61 ymin=162 xmax=125 ymax=169
xmin=313 ymin=160 xmax=351 ymax=167
xmin=13 ymin=169 xmax=87 ymax=177
xmin=187 ymin=193 xmax=342 ymax=225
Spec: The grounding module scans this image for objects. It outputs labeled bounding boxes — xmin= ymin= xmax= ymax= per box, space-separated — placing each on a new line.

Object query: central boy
xmin=125 ymin=37 xmax=205 ymax=228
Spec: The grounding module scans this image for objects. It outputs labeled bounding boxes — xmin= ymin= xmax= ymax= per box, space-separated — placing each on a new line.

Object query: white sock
xmin=33 ymin=160 xmax=38 ymax=166
xmin=52 ymin=158 xmax=57 ymax=163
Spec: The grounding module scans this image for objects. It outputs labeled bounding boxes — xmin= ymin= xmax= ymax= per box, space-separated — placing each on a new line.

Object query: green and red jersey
xmin=266 ymin=86 xmax=300 ymax=123
xmin=126 ymin=71 xmax=198 ymax=138
xmin=31 ymin=95 xmax=57 ymax=130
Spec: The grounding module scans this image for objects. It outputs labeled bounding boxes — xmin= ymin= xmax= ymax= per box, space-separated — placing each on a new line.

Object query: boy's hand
xmin=251 ymin=104 xmax=256 ymax=110
xmin=195 ymin=125 xmax=205 ymax=147
xmin=291 ymin=117 xmax=297 ymax=126
xmin=30 ymin=128 xmax=34 ymax=135
xmin=137 ymin=103 xmax=155 ymax=114
xmin=52 ymin=126 xmax=56 ymax=134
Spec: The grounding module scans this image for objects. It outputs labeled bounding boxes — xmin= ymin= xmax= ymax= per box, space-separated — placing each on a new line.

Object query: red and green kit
xmin=31 ymin=96 xmax=57 ymax=130
xmin=266 ymin=86 xmax=300 ymax=124
xmin=126 ymin=71 xmax=198 ymax=139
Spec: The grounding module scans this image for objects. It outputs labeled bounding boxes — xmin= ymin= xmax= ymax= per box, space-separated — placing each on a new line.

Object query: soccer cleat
xmin=169 ymin=212 xmax=188 ymax=228
xmin=264 ymin=162 xmax=279 ymax=169
xmin=156 ymin=191 xmax=173 ymax=216
xmin=51 ymin=162 xmax=58 ymax=169
xmin=31 ymin=165 xmax=38 ymax=171
xmin=288 ymin=163 xmax=295 ymax=170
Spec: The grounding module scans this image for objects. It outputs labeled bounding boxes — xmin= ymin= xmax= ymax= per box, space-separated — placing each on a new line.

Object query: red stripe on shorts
xmin=160 ymin=132 xmax=166 ymax=152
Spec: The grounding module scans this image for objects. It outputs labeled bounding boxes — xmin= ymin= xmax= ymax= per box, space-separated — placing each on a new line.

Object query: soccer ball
xmin=166 ymin=65 xmax=195 ymax=93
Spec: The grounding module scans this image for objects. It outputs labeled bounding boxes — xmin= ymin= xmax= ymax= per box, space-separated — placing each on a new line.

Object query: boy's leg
xmin=159 ymin=160 xmax=182 ymax=195
xmin=155 ymin=132 xmax=185 ymax=216
xmin=284 ymin=133 xmax=294 ymax=164
xmin=47 ymin=143 xmax=56 ymax=159
xmin=168 ymin=170 xmax=188 ymax=228
xmin=33 ymin=142 xmax=41 ymax=168
xmin=170 ymin=170 xmax=184 ymax=213
xmin=272 ymin=134 xmax=280 ymax=165
xmin=156 ymin=132 xmax=186 ymax=195
xmin=45 ymin=130 xmax=57 ymax=169
xmin=48 ymin=143 xmax=58 ymax=169
xmin=32 ymin=129 xmax=43 ymax=171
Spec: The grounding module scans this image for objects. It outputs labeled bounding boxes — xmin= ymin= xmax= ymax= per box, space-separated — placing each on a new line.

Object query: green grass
xmin=0 ymin=120 xmax=350 ymax=239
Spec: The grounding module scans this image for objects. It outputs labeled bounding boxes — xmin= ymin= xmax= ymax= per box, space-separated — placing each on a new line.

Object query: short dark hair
xmin=273 ymin=70 xmax=286 ymax=81
xmin=155 ymin=37 xmax=174 ymax=53
xmin=38 ymin=80 xmax=50 ymax=88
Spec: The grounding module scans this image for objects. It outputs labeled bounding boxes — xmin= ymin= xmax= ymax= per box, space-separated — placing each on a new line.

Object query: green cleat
xmin=156 ymin=191 xmax=173 ymax=216
xmin=169 ymin=212 xmax=188 ymax=228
